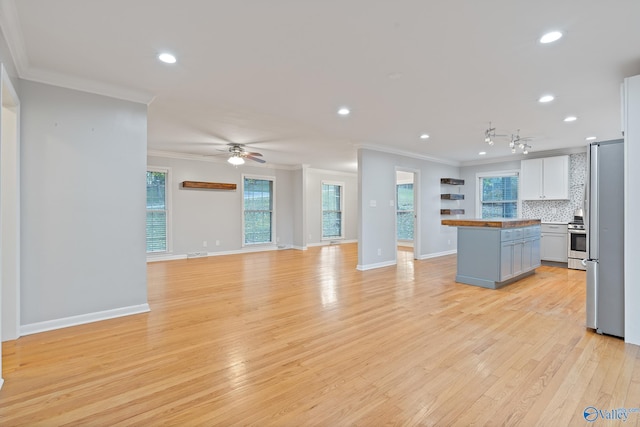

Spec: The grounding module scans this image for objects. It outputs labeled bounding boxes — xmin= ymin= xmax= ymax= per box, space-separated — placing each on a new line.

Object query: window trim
xmin=475 ymin=170 xmax=521 ymax=219
xmin=146 ymin=166 xmax=172 ymax=254
xmin=242 ymin=174 xmax=276 ymax=246
xmin=321 ymin=180 xmax=344 ymax=240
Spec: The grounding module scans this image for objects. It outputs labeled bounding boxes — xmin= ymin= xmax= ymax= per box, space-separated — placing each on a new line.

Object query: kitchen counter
xmin=442 ymin=219 xmax=541 ymax=289
xmin=441 ymin=218 xmax=541 ymax=228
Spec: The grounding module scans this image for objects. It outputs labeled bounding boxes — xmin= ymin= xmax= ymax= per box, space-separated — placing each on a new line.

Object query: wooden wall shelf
xmin=441 ymin=178 xmax=465 ymax=185
xmin=182 ymin=181 xmax=237 ymax=190
xmin=441 ymin=209 xmax=465 ymax=215
xmin=441 ymin=194 xmax=464 ymax=200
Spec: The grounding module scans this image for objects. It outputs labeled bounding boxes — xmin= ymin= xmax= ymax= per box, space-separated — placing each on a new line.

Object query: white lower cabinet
xmin=540 ymin=223 xmax=568 ymax=263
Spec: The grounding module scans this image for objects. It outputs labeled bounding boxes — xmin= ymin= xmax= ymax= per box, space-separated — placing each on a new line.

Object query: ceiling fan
xmin=219 ymin=143 xmax=266 ymax=165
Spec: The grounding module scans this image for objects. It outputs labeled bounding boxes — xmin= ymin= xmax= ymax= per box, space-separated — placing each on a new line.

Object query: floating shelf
xmin=182 ymin=181 xmax=237 ymax=190
xmin=441 ymin=209 xmax=465 ymax=215
xmin=441 ymin=178 xmax=465 ymax=185
xmin=441 ymin=194 xmax=464 ymax=200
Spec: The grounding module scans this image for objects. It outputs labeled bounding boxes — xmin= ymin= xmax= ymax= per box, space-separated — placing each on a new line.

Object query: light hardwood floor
xmin=1 ymin=244 xmax=639 ymax=426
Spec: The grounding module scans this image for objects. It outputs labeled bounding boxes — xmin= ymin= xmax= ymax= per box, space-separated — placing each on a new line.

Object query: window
xmin=478 ymin=172 xmax=519 ymax=218
xmin=243 ymin=176 xmax=275 ymax=245
xmin=396 ymin=183 xmax=414 ymax=240
xmin=322 ymin=182 xmax=343 ymax=239
xmin=147 ymin=167 xmax=170 ymax=253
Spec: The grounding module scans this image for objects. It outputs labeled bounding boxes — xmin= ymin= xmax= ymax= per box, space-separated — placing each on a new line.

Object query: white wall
xmin=292 ymin=167 xmax=305 ymax=249
xmin=624 ymin=74 xmax=640 ymax=345
xmin=1 ymin=67 xmax=20 ymax=341
xmin=275 ymin=168 xmax=294 ymax=248
xmin=0 ymin=28 xmax=20 ymax=388
xmin=147 ymin=154 xmax=296 ymax=257
xmin=20 ymin=80 xmax=148 ymax=330
xmin=306 ymin=168 xmax=358 ymax=246
xmin=358 ymin=148 xmax=459 ymax=270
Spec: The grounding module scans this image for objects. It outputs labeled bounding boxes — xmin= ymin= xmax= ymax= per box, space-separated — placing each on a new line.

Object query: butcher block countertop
xmin=441 ymin=218 xmax=541 ymax=228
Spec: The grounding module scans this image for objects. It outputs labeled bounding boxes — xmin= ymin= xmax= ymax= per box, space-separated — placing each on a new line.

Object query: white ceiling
xmin=2 ymin=0 xmax=639 ymax=171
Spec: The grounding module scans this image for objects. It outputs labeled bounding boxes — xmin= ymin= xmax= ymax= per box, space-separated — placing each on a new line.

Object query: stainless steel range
xmin=568 ymin=209 xmax=587 ymax=270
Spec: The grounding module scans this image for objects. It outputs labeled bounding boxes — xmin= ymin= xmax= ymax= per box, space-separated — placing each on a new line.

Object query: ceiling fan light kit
xmin=228 ymin=155 xmax=245 ymax=166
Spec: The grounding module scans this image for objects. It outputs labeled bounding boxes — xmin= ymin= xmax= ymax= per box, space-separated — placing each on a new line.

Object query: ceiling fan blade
xmin=246 ymin=152 xmax=263 ymax=157
xmin=245 ymin=155 xmax=266 ymax=164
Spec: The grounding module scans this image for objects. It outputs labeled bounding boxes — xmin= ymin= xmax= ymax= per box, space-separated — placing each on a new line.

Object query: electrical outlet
xmin=203 ymin=240 xmax=207 ymax=247
xmin=215 ymin=240 xmax=220 ymax=246
xmin=377 ymin=248 xmax=382 ymax=256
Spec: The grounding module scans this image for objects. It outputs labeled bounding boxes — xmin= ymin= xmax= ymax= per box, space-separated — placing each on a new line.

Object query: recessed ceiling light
xmin=586 ymin=136 xmax=597 ymax=141
xmin=479 ymin=151 xmax=487 ymax=156
xmin=158 ymin=53 xmax=176 ymax=64
xmin=337 ymin=107 xmax=350 ymax=116
xmin=538 ymin=95 xmax=554 ymax=103
xmin=540 ymin=31 xmax=563 ymax=44
xmin=420 ymin=134 xmax=430 ymax=140
xmin=564 ymin=116 xmax=577 ymax=122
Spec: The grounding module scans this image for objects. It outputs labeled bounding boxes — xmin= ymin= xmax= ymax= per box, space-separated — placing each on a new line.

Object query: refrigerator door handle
xmin=586 ymin=260 xmax=598 ymax=330
xmin=589 ymin=145 xmax=599 ymax=260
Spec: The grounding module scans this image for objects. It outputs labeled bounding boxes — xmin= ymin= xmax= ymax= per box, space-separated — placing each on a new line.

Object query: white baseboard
xmin=417 ymin=249 xmax=457 ymax=260
xmin=147 ymin=245 xmax=290 ymax=262
xmin=206 ymin=245 xmax=281 ymax=257
xmin=357 ymin=259 xmax=397 ymax=271
xmin=308 ymin=239 xmax=357 ymax=248
xmin=20 ymin=303 xmax=151 ymax=336
xmin=292 ymin=245 xmax=308 ymax=251
xmin=147 ymin=253 xmax=186 ymax=262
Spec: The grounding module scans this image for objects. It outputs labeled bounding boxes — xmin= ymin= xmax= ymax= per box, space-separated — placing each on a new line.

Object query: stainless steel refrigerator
xmin=585 ymin=139 xmax=624 ymax=338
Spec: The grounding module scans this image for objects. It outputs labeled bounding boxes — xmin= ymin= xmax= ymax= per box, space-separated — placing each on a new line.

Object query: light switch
xmin=369 ymin=200 xmax=377 ymax=207
xmin=389 ymin=200 xmax=395 ymax=207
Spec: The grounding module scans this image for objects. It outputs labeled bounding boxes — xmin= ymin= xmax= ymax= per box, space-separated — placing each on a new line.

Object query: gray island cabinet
xmin=441 ymin=219 xmax=542 ymax=289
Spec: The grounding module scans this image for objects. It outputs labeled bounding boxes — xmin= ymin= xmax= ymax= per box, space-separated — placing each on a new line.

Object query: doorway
xmin=395 ymin=169 xmax=419 ymax=260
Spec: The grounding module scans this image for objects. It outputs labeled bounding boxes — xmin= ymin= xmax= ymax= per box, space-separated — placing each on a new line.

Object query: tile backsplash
xmin=522 ymin=152 xmax=586 ymax=222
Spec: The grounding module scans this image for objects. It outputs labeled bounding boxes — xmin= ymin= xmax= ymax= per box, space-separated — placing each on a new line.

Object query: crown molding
xmin=146 ymin=149 xmax=301 ymax=171
xmin=460 ymin=145 xmax=588 ymax=167
xmin=22 ymin=66 xmax=155 ymax=105
xmin=0 ymin=0 xmax=28 ymax=75
xmin=307 ymin=167 xmax=357 ymax=177
xmin=0 ymin=0 xmax=154 ymax=105
xmin=354 ymin=143 xmax=461 ymax=167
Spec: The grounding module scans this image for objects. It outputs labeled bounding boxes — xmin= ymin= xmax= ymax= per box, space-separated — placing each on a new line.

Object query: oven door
xmin=568 ymin=229 xmax=587 ymax=258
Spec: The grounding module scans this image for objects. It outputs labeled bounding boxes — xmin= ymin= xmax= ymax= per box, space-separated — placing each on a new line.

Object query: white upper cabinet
xmin=520 ymin=155 xmax=569 ymax=200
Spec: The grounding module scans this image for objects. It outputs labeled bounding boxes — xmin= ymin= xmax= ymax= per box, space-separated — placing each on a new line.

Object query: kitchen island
xmin=442 ymin=218 xmax=541 ymax=289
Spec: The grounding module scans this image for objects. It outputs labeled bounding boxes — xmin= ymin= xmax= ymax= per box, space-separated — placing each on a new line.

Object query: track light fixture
xmin=484 ymin=122 xmax=497 ymax=146
xmin=483 ymin=123 xmax=533 ymax=155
